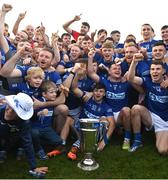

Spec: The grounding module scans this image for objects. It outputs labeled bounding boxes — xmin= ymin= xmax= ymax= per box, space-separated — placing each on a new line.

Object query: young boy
xmin=61 ymin=83 xmax=115 ymax=160
xmin=0 ymin=92 xmax=48 ymax=178
xmin=31 ymin=80 xmax=65 ymax=159
xmin=5 ymin=67 xmax=45 ymax=160
xmin=9 ymin=66 xmax=45 ymax=98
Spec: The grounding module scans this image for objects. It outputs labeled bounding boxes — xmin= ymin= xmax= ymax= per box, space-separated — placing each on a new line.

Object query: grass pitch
xmin=0 ymin=130 xmax=167 ymax=179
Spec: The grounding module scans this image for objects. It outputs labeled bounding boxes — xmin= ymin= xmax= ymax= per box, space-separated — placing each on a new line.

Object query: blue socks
xmin=134 ymin=132 xmax=142 ymax=144
xmin=124 ymin=130 xmax=131 ymax=140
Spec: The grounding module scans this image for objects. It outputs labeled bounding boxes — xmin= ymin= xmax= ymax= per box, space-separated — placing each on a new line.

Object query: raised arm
xmin=62 ymin=14 xmax=81 ymax=35
xmin=12 ymin=11 xmax=26 ymax=35
xmin=71 ymin=71 xmax=86 ymax=97
xmin=0 ymin=44 xmax=31 ymax=77
xmin=63 ymin=63 xmax=80 ymax=89
xmin=90 ymin=29 xmax=97 ymax=42
xmin=51 ymin=32 xmax=60 ymax=66
xmin=56 ymin=64 xmax=72 ymax=75
xmin=33 ymin=89 xmax=65 ymax=109
xmin=87 ymin=49 xmax=100 ymax=83
xmin=0 ymin=4 xmax=12 ymax=53
xmin=72 ymin=75 xmax=84 ymax=98
xmin=127 ymin=52 xmax=144 ymax=85
xmin=39 ymin=23 xmax=50 ymax=47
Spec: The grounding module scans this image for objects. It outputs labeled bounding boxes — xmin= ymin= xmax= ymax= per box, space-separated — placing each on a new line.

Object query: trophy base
xmin=77 ymin=153 xmax=99 ymax=171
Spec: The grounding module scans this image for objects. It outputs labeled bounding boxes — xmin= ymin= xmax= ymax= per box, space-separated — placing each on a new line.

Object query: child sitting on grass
xmin=30 ymin=80 xmax=66 ymax=160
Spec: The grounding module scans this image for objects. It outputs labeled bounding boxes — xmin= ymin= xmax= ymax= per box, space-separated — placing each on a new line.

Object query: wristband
xmin=70 ymin=71 xmax=75 ymax=76
xmin=81 ymin=91 xmax=86 ymax=98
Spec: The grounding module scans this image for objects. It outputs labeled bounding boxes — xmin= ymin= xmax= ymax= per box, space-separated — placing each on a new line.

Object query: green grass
xmin=0 ymin=130 xmax=168 ymax=179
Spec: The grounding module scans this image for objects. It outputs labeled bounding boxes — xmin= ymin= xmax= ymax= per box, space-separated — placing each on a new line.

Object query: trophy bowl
xmin=77 ymin=118 xmax=99 ymax=171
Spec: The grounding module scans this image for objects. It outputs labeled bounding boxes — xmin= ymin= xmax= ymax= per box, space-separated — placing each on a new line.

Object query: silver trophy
xmin=77 ymin=118 xmax=99 ymax=171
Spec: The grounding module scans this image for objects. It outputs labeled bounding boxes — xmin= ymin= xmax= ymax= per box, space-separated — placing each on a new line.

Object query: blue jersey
xmin=118 ymin=61 xmax=143 ymax=107
xmin=17 ymin=65 xmax=62 ymax=85
xmin=120 ymin=60 xmax=150 ymax=77
xmin=9 ymin=81 xmax=41 ymax=98
xmin=0 ymin=49 xmax=6 ymax=65
xmin=0 ymin=38 xmax=16 ymax=65
xmin=95 ymin=43 xmax=102 ymax=49
xmin=31 ymin=97 xmax=54 ymax=128
xmin=94 ymin=52 xmax=114 ymax=77
xmin=6 ymin=38 xmax=16 ymax=52
xmin=78 ymin=76 xmax=95 ymax=91
xmin=100 ymin=76 xmax=131 ymax=112
xmin=115 ymin=43 xmax=124 ymax=49
xmin=142 ymin=77 xmax=168 ymax=121
xmin=139 ymin=39 xmax=158 ymax=60
xmin=58 ymin=60 xmax=75 ymax=78
xmin=114 ymin=43 xmax=124 ymax=58
xmin=80 ymin=97 xmax=113 ymax=119
xmin=63 ymin=73 xmax=95 ymax=110
xmin=59 ymin=51 xmax=65 ymax=61
xmin=136 ymin=60 xmax=151 ymax=77
xmin=44 ymin=70 xmax=62 ymax=85
xmin=94 ymin=52 xmax=114 ymax=67
xmin=58 ymin=60 xmax=74 ymax=69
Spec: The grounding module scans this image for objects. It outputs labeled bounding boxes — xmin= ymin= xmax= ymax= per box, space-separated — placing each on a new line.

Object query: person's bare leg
xmin=156 ymin=131 xmax=168 ymax=155
xmin=131 ymin=105 xmax=152 ymax=133
xmin=117 ymin=107 xmax=131 ymax=150
xmin=60 ymin=116 xmax=74 ymax=141
xmin=53 ymin=104 xmax=69 ymax=134
xmin=118 ymin=107 xmax=131 ymax=132
xmin=130 ymin=105 xmax=152 ymax=152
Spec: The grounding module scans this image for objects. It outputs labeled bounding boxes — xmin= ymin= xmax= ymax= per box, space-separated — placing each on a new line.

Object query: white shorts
xmin=113 ymin=112 xmax=120 ymax=123
xmin=150 ymin=111 xmax=168 ymax=132
xmin=69 ymin=106 xmax=81 ymax=123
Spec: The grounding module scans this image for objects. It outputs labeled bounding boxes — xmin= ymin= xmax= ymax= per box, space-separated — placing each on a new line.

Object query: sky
xmin=0 ymin=0 xmax=167 ymax=42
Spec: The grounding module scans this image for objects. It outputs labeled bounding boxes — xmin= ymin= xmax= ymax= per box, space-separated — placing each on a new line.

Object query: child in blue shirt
xmin=31 ymin=80 xmax=64 ymax=160
xmin=9 ymin=66 xmax=45 ymax=98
